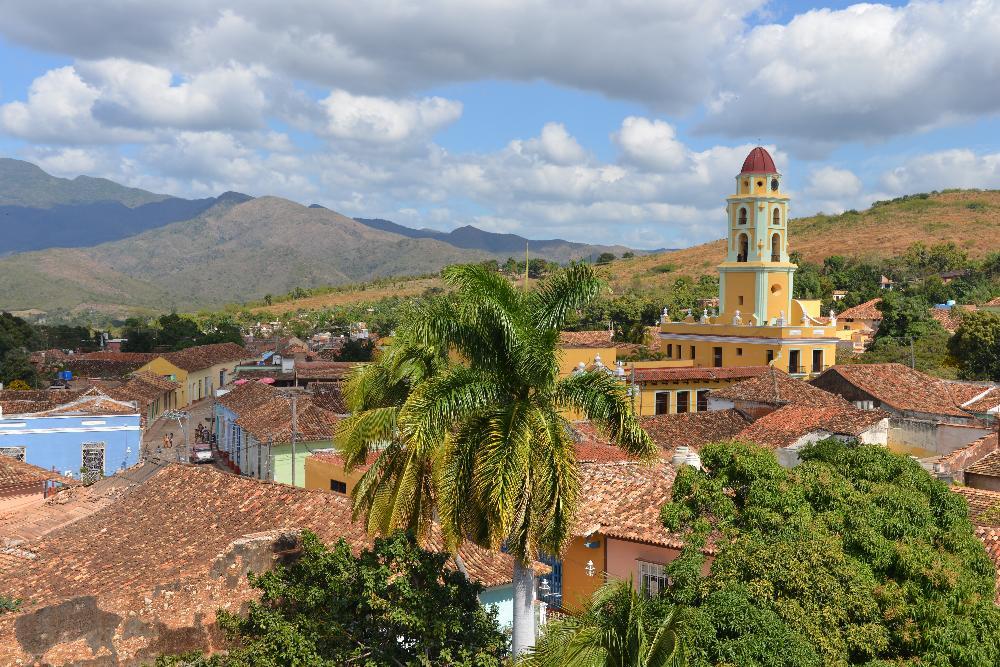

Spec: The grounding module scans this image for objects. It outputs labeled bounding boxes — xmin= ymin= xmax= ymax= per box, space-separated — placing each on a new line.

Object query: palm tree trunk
xmin=512 ymin=558 xmax=536 ymax=656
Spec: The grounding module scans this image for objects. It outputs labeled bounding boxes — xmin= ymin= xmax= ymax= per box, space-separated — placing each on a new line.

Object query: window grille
xmin=0 ymin=446 xmax=26 ymax=461
xmin=638 ymin=560 xmax=669 ymax=597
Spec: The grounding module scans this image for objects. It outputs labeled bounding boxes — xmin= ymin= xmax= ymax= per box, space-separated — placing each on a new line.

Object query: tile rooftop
xmin=632 ymin=365 xmax=769 ymax=384
xmin=816 ymin=363 xmax=978 ymax=417
xmin=712 ymin=367 xmax=847 ymax=407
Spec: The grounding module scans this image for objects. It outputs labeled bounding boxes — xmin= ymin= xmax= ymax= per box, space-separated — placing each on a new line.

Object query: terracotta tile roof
xmin=161 ymin=342 xmax=247 ymax=372
xmin=816 ymin=363 xmax=975 ymax=417
xmin=574 ymin=459 xmax=682 ymax=548
xmin=641 ymin=410 xmax=751 ymax=451
xmin=632 ymin=365 xmax=770 ymax=384
xmin=930 ymin=305 xmax=976 ymax=333
xmin=294 ymin=360 xmax=364 ymax=381
xmin=568 ymin=421 xmax=643 ymax=463
xmin=559 ymin=330 xmax=614 ymax=348
xmin=101 ymin=372 xmax=178 ymax=408
xmin=79 ymin=351 xmax=160 ymax=362
xmin=216 ymin=380 xmax=278 ymax=413
xmin=712 ymin=367 xmax=848 ymax=408
xmin=0 ymin=389 xmax=83 ymax=404
xmin=0 ymin=457 xmax=77 ymax=492
xmin=308 ymin=382 xmax=348 ymax=414
xmin=235 ymin=395 xmax=339 ymax=443
xmin=963 ymin=388 xmax=1000 ymax=414
xmin=0 ymin=462 xmax=521 ymax=607
xmin=735 ymin=405 xmax=889 ymax=449
xmin=62 ymin=357 xmax=151 ymax=378
xmin=965 ymin=448 xmax=1000 ymax=479
xmin=36 ymin=394 xmax=139 ymax=416
xmin=952 ymin=486 xmax=1000 ymax=527
xmin=310 ymin=449 xmax=380 ymax=471
xmin=836 ymin=298 xmax=882 ymax=321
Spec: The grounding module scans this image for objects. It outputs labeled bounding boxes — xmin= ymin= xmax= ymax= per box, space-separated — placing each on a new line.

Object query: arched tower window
xmin=738 ymin=207 xmax=747 ymax=225
xmin=771 ymin=233 xmax=781 ymax=262
xmin=772 ymin=208 xmax=780 ymax=226
xmin=737 ymin=234 xmax=749 ymax=262
xmin=771 ymin=178 xmax=779 ymax=191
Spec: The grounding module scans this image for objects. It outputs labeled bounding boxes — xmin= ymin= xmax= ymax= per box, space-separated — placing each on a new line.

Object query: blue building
xmin=0 ymin=392 xmax=141 ymax=481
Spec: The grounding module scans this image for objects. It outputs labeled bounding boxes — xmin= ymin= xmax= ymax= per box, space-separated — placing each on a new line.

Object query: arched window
xmin=772 ymin=208 xmax=781 ymax=226
xmin=738 ymin=207 xmax=747 ymax=225
xmin=771 ymin=233 xmax=781 ymax=262
xmin=737 ymin=233 xmax=749 ymax=262
xmin=771 ymin=178 xmax=779 ymax=191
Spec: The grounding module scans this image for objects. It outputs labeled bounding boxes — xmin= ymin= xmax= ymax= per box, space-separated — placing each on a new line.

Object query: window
xmin=737 ymin=295 xmax=744 ymax=305
xmin=654 ymin=392 xmax=670 ymax=415
xmin=736 ymin=347 xmax=743 ymax=356
xmin=81 ymin=442 xmax=105 ymax=484
xmin=330 ymin=479 xmax=348 ymax=494
xmin=766 ymin=349 xmax=775 ymax=365
xmin=539 ymin=554 xmax=563 ymax=605
xmin=666 ymin=343 xmax=673 ymax=358
xmin=712 ymin=347 xmax=723 ymax=367
xmin=789 ymin=350 xmax=801 ymax=374
xmin=689 ymin=345 xmax=696 ymax=360
xmin=696 ymin=390 xmax=710 ymax=412
xmin=812 ymin=349 xmax=824 ymax=373
xmin=771 ymin=178 xmax=779 ymax=191
xmin=771 ymin=233 xmax=781 ymax=262
xmin=772 ymin=208 xmax=781 ymax=225
xmin=639 ymin=560 xmax=669 ymax=597
xmin=676 ymin=391 xmax=690 ymax=414
xmin=738 ymin=207 xmax=748 ymax=225
xmin=737 ymin=233 xmax=749 ymax=262
xmin=0 ymin=446 xmax=26 ymax=461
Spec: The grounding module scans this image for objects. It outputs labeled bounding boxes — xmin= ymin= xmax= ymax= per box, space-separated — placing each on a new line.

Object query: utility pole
xmin=909 ymin=336 xmax=915 ymax=370
xmin=290 ymin=393 xmax=297 ymax=487
xmin=524 ymin=241 xmax=529 ymax=292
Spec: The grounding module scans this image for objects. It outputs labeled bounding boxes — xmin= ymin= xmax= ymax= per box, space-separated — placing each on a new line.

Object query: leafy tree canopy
xmin=949 ymin=310 xmax=1000 ymax=381
xmin=660 ymin=440 xmax=1000 ymax=667
xmin=157 ymin=531 xmax=508 ymax=666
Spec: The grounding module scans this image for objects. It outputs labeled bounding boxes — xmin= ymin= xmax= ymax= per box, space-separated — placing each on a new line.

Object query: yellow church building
xmin=658 ymin=147 xmax=840 ymax=376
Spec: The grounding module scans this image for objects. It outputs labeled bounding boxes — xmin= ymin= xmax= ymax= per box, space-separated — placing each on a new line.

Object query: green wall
xmin=270 ymin=439 xmax=332 ymax=487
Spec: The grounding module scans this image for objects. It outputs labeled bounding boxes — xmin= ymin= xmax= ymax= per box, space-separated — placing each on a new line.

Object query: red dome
xmin=740 ymin=146 xmax=777 ymax=174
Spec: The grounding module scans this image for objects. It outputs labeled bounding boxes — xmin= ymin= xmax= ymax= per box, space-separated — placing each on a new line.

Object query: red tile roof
xmin=217 ymin=380 xmax=278 ymax=413
xmin=311 ymin=449 xmax=380 ymax=471
xmin=929 ymin=305 xmax=976 ymax=333
xmin=965 ymin=448 xmax=1000 ymax=479
xmin=711 ymin=367 xmax=848 ymax=408
xmin=641 ymin=410 xmax=751 ymax=450
xmin=559 ymin=330 xmax=614 ymax=349
xmin=632 ymin=365 xmax=769 ymax=384
xmin=294 ymin=360 xmax=363 ymax=380
xmin=985 ymin=297 xmax=1000 ymax=307
xmin=161 ymin=342 xmax=247 ymax=372
xmin=62 ymin=357 xmax=151 ymax=378
xmin=735 ymin=405 xmax=889 ymax=449
xmin=836 ymin=298 xmax=882 ymax=321
xmin=740 ymin=146 xmax=777 ymax=174
xmin=962 ymin=387 xmax=1000 ymax=414
xmin=0 ymin=457 xmax=77 ymax=492
xmin=815 ymin=363 xmax=976 ymax=417
xmin=952 ymin=485 xmax=1000 ymax=527
xmin=568 ymin=421 xmax=643 ymax=463
xmin=235 ymin=395 xmax=339 ymax=443
xmin=574 ymin=459 xmax=682 ymax=548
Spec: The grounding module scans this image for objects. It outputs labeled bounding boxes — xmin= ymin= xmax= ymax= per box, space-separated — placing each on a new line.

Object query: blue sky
xmin=0 ymin=0 xmax=998 ymax=249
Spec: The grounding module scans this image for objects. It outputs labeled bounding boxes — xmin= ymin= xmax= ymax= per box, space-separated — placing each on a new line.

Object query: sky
xmin=0 ymin=1 xmax=999 ymax=249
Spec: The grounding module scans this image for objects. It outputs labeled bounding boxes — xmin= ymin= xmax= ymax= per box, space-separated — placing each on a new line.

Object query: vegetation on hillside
xmin=655 ymin=440 xmax=1000 ymax=666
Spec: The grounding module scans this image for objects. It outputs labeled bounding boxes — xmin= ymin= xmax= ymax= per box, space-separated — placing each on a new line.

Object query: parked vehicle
xmin=190 ymin=445 xmax=215 ymax=464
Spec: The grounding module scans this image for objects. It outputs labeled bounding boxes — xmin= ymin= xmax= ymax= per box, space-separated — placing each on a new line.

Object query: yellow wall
xmin=765 ymin=271 xmax=792 ymax=322
xmin=633 ymin=376 xmax=754 ymax=416
xmin=657 ymin=327 xmax=837 ymax=378
xmin=558 ymin=345 xmax=617 ymax=376
xmin=561 ymin=534 xmax=606 ymax=612
xmin=722 ymin=271 xmax=756 ymax=320
xmin=304 ymin=454 xmax=367 ymax=495
xmin=137 ymin=358 xmax=188 ymax=406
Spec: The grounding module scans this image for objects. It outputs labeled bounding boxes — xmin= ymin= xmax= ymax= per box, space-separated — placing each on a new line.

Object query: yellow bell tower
xmin=718 ymin=147 xmax=794 ymax=326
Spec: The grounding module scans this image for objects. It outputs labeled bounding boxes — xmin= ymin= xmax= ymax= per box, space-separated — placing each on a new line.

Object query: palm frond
xmin=554 ymin=371 xmax=656 ymax=461
xmin=529 ymin=263 xmax=604 ymax=331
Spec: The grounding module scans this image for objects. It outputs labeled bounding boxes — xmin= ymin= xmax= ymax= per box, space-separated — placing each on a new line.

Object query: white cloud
xmin=880 ymin=149 xmax=1000 ymax=193
xmin=804 ymin=166 xmax=862 ymax=200
xmin=318 ymin=90 xmax=462 ymax=144
xmin=513 ymin=122 xmax=587 ymax=165
xmin=702 ymin=1 xmax=1000 ymax=147
xmin=614 ymin=117 xmax=687 ymax=171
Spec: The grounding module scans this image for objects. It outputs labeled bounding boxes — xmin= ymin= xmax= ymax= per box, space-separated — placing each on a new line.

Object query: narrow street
xmin=141 ymin=397 xmax=217 ymax=465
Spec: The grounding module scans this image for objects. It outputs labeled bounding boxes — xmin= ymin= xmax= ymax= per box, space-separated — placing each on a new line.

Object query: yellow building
xmin=136 ymin=343 xmax=248 ymax=407
xmin=658 ymin=147 xmax=840 ymax=377
xmin=304 ymin=449 xmax=375 ymax=495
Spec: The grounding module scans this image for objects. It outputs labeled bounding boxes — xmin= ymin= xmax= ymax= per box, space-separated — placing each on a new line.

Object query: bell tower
xmin=718 ymin=147 xmax=794 ymax=326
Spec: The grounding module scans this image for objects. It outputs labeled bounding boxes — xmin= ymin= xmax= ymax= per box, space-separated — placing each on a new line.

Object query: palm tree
xmin=339 ymin=263 xmax=655 ymax=655
xmin=522 ymin=579 xmax=685 ymax=667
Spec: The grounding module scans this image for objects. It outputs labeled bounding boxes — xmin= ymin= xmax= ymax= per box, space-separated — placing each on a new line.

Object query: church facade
xmin=657 ymin=147 xmax=840 ymax=377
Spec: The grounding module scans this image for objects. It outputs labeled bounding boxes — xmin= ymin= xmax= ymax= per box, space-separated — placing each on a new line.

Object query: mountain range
xmin=0 ymin=158 xmax=638 ymax=318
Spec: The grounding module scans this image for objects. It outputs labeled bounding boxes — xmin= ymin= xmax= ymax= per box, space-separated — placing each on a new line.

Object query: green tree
xmin=659 ymin=440 xmax=1000 ymax=666
xmin=0 ymin=312 xmax=39 ymax=358
xmin=949 ymin=310 xmax=1000 ymax=381
xmin=523 ymin=579 xmax=684 ymax=667
xmin=596 ymin=252 xmax=616 ymax=265
xmin=874 ymin=291 xmax=942 ymax=341
xmin=121 ymin=317 xmax=156 ymax=352
xmin=0 ymin=348 xmax=38 ymax=388
xmin=158 ymin=313 xmax=204 ymax=350
xmin=157 ymin=531 xmax=507 ymax=666
xmin=861 ymin=327 xmax=957 ymax=377
xmin=339 ymin=264 xmax=654 ymax=655
xmin=338 ymin=337 xmax=375 ymax=362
